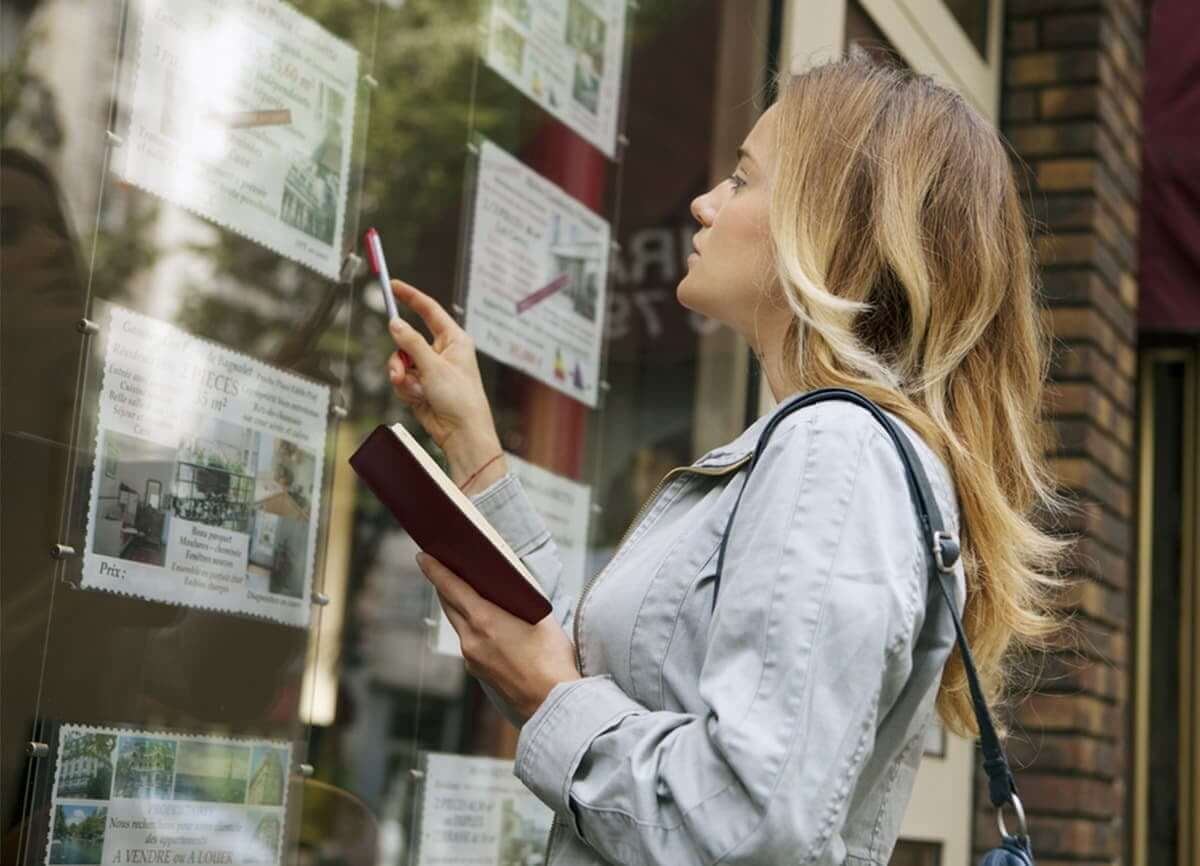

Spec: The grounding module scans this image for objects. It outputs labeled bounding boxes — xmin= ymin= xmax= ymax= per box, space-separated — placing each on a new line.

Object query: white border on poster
xmin=465 ymin=139 xmax=610 ymax=408
xmin=415 ymin=751 xmax=553 ymax=866
xmin=118 ymin=0 xmax=359 ymax=279
xmin=81 ymin=305 xmax=329 ymax=627
xmin=44 ymin=723 xmax=292 ymax=866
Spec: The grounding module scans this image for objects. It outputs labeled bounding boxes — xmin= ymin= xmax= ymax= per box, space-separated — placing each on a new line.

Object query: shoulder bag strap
xmin=713 ymin=386 xmax=1028 ymax=838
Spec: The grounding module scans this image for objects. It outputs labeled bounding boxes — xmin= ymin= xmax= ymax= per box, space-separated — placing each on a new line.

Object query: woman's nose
xmin=690 ymin=188 xmax=718 ymax=227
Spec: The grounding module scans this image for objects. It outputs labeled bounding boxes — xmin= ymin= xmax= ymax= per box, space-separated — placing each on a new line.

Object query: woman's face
xmin=677 ymin=106 xmax=778 ymax=339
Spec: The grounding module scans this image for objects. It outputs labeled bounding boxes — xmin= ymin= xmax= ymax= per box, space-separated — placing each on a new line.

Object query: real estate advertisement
xmin=44 ymin=725 xmax=290 ymax=866
xmin=465 ymin=139 xmax=610 ymax=408
xmin=118 ymin=0 xmax=359 ymax=279
xmin=414 ymin=752 xmax=553 ymax=866
xmin=483 ymin=0 xmax=627 ymax=158
xmin=435 ymin=453 xmax=589 ymax=656
xmin=82 ymin=305 xmax=329 ymax=627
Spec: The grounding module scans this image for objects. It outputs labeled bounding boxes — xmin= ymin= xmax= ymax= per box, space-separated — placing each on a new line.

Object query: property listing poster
xmin=465 ymin=139 xmax=610 ymax=408
xmin=44 ymin=725 xmax=291 ymax=866
xmin=82 ymin=305 xmax=329 ymax=627
xmin=415 ymin=752 xmax=553 ymax=866
xmin=483 ymin=0 xmax=627 ymax=158
xmin=434 ymin=453 xmax=590 ymax=656
xmin=118 ymin=0 xmax=358 ymax=279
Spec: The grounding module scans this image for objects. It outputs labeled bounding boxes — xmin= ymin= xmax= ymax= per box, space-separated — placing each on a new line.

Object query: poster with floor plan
xmin=81 ymin=305 xmax=329 ymax=627
xmin=117 ymin=0 xmax=358 ymax=278
xmin=44 ymin=724 xmax=290 ymax=866
xmin=465 ymin=139 xmax=610 ymax=408
xmin=483 ymin=0 xmax=627 ymax=157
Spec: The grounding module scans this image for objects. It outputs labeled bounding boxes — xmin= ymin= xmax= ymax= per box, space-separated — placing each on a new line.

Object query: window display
xmin=44 ymin=725 xmax=291 ymax=866
xmin=464 ymin=138 xmax=611 ymax=408
xmin=482 ymin=0 xmax=628 ymax=157
xmin=117 ymin=0 xmax=359 ymax=278
xmin=82 ymin=305 xmax=329 ymax=627
xmin=413 ymin=752 xmax=552 ymax=866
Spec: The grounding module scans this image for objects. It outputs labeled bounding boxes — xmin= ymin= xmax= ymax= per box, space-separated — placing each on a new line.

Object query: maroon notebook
xmin=349 ymin=423 xmax=553 ymax=624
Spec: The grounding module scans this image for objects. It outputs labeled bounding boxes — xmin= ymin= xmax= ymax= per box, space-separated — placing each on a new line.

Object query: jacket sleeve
xmin=511 ymin=406 xmax=931 ymax=865
xmin=468 ymin=473 xmax=576 ymax=728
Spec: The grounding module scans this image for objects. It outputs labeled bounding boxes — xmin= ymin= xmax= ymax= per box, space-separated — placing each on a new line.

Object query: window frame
xmin=1134 ymin=347 xmax=1199 ymax=866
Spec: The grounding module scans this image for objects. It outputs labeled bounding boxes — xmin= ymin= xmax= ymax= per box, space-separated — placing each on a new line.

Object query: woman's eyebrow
xmin=736 ymin=146 xmax=758 ymax=170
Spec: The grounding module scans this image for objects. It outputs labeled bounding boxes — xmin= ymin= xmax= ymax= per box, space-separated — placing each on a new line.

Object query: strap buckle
xmin=996 ymin=793 xmax=1028 ymax=839
xmin=932 ymin=531 xmax=959 ymax=573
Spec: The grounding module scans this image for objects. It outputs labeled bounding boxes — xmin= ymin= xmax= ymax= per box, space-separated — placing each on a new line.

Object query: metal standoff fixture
xmin=340 ymin=251 xmax=363 ymax=284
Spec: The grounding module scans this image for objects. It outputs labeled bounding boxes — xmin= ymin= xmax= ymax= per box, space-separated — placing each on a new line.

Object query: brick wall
xmin=975 ymin=1 xmax=1147 ymax=864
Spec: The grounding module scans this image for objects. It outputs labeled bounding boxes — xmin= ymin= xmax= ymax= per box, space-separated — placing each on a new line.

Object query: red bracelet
xmin=458 ymin=452 xmax=504 ymax=492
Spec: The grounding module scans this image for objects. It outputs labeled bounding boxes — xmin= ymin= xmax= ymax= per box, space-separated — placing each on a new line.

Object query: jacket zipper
xmin=572 ymin=454 xmax=753 ymax=675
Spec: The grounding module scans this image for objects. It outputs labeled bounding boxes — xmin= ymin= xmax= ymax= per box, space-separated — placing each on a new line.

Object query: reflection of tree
xmin=63 ymin=733 xmax=117 ymax=764
xmin=54 ymin=806 xmax=107 ymax=844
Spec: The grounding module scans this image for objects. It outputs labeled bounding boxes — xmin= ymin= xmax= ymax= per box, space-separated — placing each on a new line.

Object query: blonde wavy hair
xmin=768 ymin=57 xmax=1073 ymax=736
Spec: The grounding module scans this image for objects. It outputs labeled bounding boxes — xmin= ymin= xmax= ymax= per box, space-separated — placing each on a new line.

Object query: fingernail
xmin=415 ymin=552 xmax=427 ymax=567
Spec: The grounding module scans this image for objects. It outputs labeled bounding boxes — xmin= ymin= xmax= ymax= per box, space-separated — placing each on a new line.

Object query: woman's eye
xmin=728 ymin=174 xmax=747 ymax=192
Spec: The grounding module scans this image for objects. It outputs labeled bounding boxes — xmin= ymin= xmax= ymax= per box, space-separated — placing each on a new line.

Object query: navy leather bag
xmin=713 ymin=387 xmax=1035 ymax=866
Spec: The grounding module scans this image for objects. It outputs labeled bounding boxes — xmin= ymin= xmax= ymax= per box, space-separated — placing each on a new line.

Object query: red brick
xmin=1004 ymin=90 xmax=1038 ymax=123
xmin=1006 ymin=732 xmax=1117 ymax=776
xmin=1038 ymin=650 xmax=1125 ymax=702
xmin=1009 ymin=122 xmax=1100 ymax=156
xmin=1008 ymin=19 xmax=1039 ymax=52
xmin=1063 ymin=535 xmax=1132 ymax=588
xmin=1007 ymin=51 xmax=1100 ymax=86
xmin=1017 ymin=692 xmax=1121 ymax=738
xmin=1041 ymin=13 xmax=1103 ymax=47
xmin=1051 ymin=343 xmax=1135 ymax=409
xmin=1036 ymin=158 xmax=1099 ymax=191
xmin=1052 ymin=416 xmax=1132 ymax=480
xmin=1025 ymin=815 xmax=1119 ymax=858
xmin=1052 ymin=499 xmax=1132 ymax=556
xmin=1065 ymin=576 xmax=1128 ymax=630
xmin=1018 ymin=773 xmax=1117 ymax=817
xmin=1041 ymin=268 xmax=1137 ymax=339
xmin=1040 ymin=85 xmax=1101 ymax=119
xmin=1046 ymin=306 xmax=1122 ymax=362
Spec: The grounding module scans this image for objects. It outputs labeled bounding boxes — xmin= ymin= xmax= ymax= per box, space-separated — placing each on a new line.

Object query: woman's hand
xmin=416 ymin=552 xmax=580 ymax=723
xmin=385 ymin=279 xmax=506 ymax=489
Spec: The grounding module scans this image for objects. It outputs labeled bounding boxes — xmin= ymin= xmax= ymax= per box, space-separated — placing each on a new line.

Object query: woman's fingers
xmin=391 ymin=279 xmax=460 ymax=339
xmin=417 ymin=553 xmax=487 ymax=624
xmin=387 ymin=317 xmax=438 ymax=370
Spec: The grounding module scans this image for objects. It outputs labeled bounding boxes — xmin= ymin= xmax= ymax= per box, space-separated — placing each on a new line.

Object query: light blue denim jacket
xmin=468 ymin=397 xmax=966 ymax=865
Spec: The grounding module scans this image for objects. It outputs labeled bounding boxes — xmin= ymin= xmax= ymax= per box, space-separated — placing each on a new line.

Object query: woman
xmin=385 ymin=58 xmax=1067 ymax=865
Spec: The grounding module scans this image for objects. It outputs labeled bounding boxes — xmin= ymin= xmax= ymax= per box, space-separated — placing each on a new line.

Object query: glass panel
xmin=3 ymin=0 xmax=378 ymax=862
xmin=5 ymin=1 xmax=765 ymax=864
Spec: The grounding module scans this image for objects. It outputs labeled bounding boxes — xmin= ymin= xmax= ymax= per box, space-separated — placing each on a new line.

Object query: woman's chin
xmin=675 ymin=275 xmax=701 ymax=313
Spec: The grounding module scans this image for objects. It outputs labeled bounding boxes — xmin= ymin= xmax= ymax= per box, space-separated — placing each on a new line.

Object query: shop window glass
xmin=2 ymin=1 xmax=765 ymax=865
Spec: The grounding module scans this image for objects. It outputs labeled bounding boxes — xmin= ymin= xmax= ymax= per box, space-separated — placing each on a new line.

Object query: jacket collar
xmin=690 ymin=391 xmax=808 ymax=468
